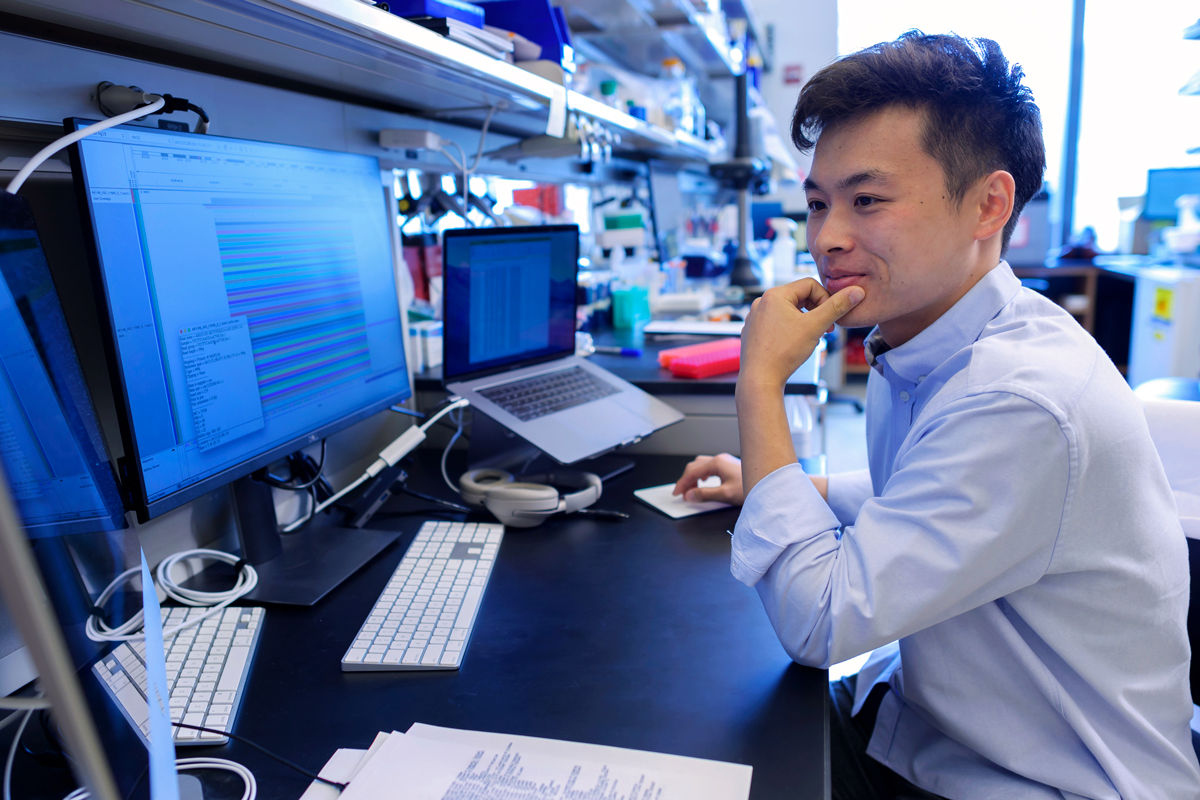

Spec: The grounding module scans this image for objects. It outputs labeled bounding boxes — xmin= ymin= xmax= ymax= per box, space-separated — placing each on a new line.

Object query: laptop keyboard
xmin=478 ymin=366 xmax=620 ymax=422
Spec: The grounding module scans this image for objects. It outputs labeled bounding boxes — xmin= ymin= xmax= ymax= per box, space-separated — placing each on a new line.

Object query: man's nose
xmin=811 ymin=205 xmax=854 ymax=255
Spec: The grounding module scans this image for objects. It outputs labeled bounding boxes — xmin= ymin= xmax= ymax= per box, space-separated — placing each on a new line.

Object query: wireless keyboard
xmin=342 ymin=520 xmax=503 ymax=671
xmin=93 ymin=606 xmax=263 ymax=746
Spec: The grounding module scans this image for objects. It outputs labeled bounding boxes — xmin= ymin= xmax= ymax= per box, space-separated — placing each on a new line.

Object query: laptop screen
xmin=442 ymin=225 xmax=579 ymax=382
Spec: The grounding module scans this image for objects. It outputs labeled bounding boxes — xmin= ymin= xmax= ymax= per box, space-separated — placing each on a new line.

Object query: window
xmin=1074 ymin=2 xmax=1200 ymax=250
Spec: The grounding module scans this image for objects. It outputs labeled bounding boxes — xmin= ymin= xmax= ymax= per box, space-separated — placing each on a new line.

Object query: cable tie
xmin=89 ymin=605 xmax=109 ymax=626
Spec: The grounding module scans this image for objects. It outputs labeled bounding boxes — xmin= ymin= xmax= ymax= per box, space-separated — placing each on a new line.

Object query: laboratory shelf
xmin=0 ymin=0 xmax=719 ymax=161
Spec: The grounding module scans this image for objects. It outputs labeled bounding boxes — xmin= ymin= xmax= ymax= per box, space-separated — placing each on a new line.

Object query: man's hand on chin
xmin=736 ymin=279 xmax=864 ymax=496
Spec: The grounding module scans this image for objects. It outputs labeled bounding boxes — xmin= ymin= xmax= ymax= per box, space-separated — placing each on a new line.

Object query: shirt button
xmin=899 ymin=391 xmax=911 ymax=402
xmin=917 ymin=375 xmax=926 ymax=382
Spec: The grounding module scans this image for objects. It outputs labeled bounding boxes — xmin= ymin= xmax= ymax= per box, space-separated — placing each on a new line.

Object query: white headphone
xmin=459 ymin=469 xmax=602 ymax=528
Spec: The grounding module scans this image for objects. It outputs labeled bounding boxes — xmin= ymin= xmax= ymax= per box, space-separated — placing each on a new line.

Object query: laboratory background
xmin=0 ymin=0 xmax=1197 ymax=798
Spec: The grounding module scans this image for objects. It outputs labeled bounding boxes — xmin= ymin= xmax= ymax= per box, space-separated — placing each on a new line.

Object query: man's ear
xmin=974 ymin=170 xmax=1016 ymax=242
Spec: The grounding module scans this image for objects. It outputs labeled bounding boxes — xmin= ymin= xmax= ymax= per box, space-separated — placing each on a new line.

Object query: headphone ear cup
xmin=483 ymin=482 xmax=563 ymax=528
xmin=459 ymin=469 xmax=515 ymax=509
xmin=520 ymin=471 xmax=602 ymax=514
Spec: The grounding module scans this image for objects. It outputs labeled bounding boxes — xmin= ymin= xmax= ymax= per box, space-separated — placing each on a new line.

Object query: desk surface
xmin=415 ymin=330 xmax=819 ymax=396
xmin=231 ymin=453 xmax=828 ymax=799
xmin=1 ymin=455 xmax=829 ymax=799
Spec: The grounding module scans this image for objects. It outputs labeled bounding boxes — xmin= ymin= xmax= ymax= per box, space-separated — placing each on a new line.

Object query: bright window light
xmin=1074 ymin=3 xmax=1200 ymax=250
xmin=837 ymin=1 xmax=1072 ymax=216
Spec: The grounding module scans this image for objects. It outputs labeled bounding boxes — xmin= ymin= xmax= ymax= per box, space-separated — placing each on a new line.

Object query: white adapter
xmin=379 ymin=129 xmax=446 ymax=151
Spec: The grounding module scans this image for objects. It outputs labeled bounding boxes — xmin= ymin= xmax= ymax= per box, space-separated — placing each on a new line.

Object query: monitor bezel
xmin=64 ymin=118 xmax=412 ymax=522
xmin=440 ymin=223 xmax=580 ymax=386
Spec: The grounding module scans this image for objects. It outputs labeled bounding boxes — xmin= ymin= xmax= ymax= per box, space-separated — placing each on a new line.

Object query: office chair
xmin=1141 ymin=396 xmax=1200 ymax=758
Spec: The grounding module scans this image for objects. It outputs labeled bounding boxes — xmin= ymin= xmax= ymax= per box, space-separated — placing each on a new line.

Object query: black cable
xmin=170 ymin=722 xmax=346 ymax=789
xmin=260 ymin=441 xmax=326 ymax=490
xmin=399 ymin=486 xmax=471 ymax=513
xmin=185 ymin=102 xmax=209 ymax=125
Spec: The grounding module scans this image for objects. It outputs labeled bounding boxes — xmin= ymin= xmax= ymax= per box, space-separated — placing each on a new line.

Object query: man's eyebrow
xmin=804 ymin=169 xmax=892 ymax=193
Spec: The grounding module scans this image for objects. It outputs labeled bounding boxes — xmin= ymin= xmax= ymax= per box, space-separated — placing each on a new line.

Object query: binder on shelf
xmin=386 ymin=0 xmax=485 ymax=28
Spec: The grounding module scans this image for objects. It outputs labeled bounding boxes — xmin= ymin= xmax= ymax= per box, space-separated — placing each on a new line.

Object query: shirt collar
xmin=863 ymin=262 xmax=1021 ymax=384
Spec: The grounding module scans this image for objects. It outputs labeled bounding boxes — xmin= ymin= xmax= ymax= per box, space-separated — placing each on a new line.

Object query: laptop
xmin=442 ymin=224 xmax=683 ymax=465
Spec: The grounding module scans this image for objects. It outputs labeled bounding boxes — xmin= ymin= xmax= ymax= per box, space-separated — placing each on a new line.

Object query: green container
xmin=612 ymin=287 xmax=650 ymax=329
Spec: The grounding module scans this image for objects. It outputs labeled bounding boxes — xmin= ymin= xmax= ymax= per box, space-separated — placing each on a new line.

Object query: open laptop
xmin=442 ymin=224 xmax=683 ymax=465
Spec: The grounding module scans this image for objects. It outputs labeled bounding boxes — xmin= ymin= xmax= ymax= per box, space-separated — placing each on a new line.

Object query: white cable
xmin=281 ymin=472 xmax=370 ymax=533
xmin=176 ymin=758 xmax=256 ymax=800
xmin=4 ymin=98 xmax=166 ymax=195
xmin=440 ymin=406 xmax=466 ymax=495
xmin=0 ymin=697 xmax=51 ymax=710
xmin=86 ymin=552 xmax=257 ymax=643
xmin=465 ymin=105 xmax=498 ymax=174
xmin=284 ymin=399 xmax=471 ymax=532
xmin=156 ymin=550 xmax=258 ymax=607
xmin=3 ymin=707 xmax=33 ymax=800
xmin=62 ymin=757 xmax=256 ymax=800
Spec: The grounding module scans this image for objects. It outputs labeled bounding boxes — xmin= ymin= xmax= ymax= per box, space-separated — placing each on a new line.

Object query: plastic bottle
xmin=660 ymin=58 xmax=697 ymax=135
xmin=768 ymin=217 xmax=798 ymax=284
xmin=599 ymin=80 xmax=619 ymax=109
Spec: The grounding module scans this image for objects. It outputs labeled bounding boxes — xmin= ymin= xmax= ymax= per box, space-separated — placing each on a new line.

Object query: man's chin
xmin=836 ymin=304 xmax=878 ymax=329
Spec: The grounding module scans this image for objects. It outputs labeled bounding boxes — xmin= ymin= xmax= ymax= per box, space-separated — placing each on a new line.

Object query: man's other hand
xmin=739 ymin=279 xmax=865 ymax=390
xmin=673 ymin=454 xmax=744 ymax=505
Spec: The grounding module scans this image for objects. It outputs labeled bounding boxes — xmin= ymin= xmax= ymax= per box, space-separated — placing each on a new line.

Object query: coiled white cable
xmin=85 ymin=551 xmax=258 ymax=643
xmin=61 ymin=756 xmax=256 ymax=800
xmin=156 ymin=549 xmax=257 ymax=607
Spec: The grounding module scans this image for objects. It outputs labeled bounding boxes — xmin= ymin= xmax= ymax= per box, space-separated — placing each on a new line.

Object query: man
xmin=674 ymin=32 xmax=1200 ymax=798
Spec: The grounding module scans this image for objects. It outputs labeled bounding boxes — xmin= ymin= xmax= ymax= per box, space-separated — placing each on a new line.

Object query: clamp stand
xmin=709 ymin=71 xmax=772 ymax=292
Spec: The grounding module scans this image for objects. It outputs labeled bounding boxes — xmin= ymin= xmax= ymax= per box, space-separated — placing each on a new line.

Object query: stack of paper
xmin=302 ymin=723 xmax=752 ymax=799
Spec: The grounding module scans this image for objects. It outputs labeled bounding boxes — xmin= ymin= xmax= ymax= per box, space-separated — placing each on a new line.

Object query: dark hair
xmin=792 ymin=31 xmax=1045 ymax=251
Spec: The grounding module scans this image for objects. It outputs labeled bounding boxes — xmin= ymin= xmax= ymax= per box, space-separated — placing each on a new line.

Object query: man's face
xmin=804 ymin=105 xmax=989 ymax=344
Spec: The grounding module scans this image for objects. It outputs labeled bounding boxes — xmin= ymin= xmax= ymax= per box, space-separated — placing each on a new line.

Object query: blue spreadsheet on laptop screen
xmin=442 ymin=226 xmax=577 ymax=381
xmin=70 ymin=122 xmax=410 ymax=508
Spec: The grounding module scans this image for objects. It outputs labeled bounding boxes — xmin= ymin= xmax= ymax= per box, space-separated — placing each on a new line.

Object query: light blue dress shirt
xmin=732 ymin=263 xmax=1200 ymax=798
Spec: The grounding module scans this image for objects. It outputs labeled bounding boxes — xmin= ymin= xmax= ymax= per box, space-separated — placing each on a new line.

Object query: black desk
xmin=2 ymin=454 xmax=829 ymax=799
xmin=228 ymin=453 xmax=828 ymax=799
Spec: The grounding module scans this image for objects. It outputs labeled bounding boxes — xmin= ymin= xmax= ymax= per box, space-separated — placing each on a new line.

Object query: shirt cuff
xmin=826 ymin=469 xmax=874 ymax=527
xmin=731 ymin=463 xmax=841 ymax=586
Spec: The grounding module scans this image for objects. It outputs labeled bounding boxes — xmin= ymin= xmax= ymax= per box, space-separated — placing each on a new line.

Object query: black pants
xmin=830 ymin=674 xmax=948 ymax=800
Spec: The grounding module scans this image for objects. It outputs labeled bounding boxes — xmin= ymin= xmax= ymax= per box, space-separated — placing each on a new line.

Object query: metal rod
xmin=0 ymin=463 xmax=121 ymax=800
xmin=1056 ymin=0 xmax=1086 ymax=249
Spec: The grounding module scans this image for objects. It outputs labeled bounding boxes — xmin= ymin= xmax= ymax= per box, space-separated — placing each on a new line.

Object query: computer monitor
xmin=1145 ymin=167 xmax=1200 ymax=221
xmin=67 ymin=121 xmax=411 ymax=604
xmin=0 ymin=190 xmax=148 ymax=799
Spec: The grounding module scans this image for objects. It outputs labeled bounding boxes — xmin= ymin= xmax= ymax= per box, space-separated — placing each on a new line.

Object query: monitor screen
xmin=0 ymin=191 xmax=148 ymax=797
xmin=68 ymin=121 xmax=411 ymax=518
xmin=1145 ymin=167 xmax=1200 ymax=220
xmin=441 ymin=225 xmax=578 ymax=382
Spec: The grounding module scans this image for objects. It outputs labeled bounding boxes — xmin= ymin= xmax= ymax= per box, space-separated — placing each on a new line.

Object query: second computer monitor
xmin=68 ymin=121 xmax=411 ymax=520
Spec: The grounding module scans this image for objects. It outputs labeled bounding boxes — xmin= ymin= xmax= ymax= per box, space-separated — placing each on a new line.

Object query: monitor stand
xmin=230 ymin=475 xmax=400 ymax=607
xmin=466 ymin=411 xmax=635 ymax=483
